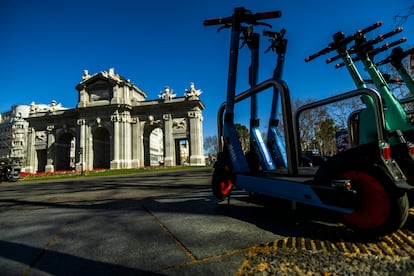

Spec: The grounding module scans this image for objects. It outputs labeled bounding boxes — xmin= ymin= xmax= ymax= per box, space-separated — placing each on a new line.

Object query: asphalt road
xmin=0 ymin=167 xmax=346 ymax=275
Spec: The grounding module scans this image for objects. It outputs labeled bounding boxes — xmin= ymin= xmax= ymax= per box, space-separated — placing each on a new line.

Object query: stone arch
xmin=55 ymin=131 xmax=75 ymax=171
xmin=143 ymin=122 xmax=163 ymax=167
xmin=150 ymin=128 xmax=164 ymax=166
xmin=23 ymin=71 xmax=206 ymax=173
xmin=92 ymin=127 xmax=110 ymax=169
xmin=175 ymin=139 xmax=189 ymax=165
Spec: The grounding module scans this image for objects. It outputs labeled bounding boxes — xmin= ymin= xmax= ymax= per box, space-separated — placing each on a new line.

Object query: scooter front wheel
xmin=211 ymin=166 xmax=234 ymax=200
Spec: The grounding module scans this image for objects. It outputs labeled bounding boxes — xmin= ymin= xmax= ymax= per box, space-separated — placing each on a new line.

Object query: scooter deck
xmin=260 ymin=167 xmax=318 ymax=183
xmin=234 ymin=166 xmax=353 ymax=213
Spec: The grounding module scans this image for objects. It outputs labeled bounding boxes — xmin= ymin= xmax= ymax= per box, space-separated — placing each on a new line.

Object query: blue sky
xmin=1 ymin=0 xmax=413 ymax=137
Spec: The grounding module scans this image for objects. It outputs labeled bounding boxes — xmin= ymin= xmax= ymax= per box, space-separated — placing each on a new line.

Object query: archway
xmin=143 ymin=125 xmax=164 ymax=167
xmin=55 ymin=132 xmax=75 ymax=171
xmin=175 ymin=139 xmax=189 ymax=165
xmin=93 ymin=127 xmax=110 ymax=169
xmin=149 ymin=127 xmax=164 ymax=166
xmin=36 ymin=149 xmax=47 ymax=172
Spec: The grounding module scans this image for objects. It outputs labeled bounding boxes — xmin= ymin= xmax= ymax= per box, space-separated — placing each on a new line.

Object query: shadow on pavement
xmin=144 ymin=189 xmax=414 ymax=243
xmin=0 ymin=240 xmax=160 ymax=275
xmin=143 ymin=190 xmax=354 ymax=240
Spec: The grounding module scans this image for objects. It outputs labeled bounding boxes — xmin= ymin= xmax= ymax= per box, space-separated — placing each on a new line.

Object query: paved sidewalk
xmin=1 ymin=166 xmax=354 ymax=275
xmin=0 ymin=187 xmax=294 ymax=275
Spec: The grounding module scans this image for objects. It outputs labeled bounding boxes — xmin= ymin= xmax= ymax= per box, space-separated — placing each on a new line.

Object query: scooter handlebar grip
xmin=326 ymin=55 xmax=340 ymax=64
xmin=203 ymin=18 xmax=226 ymax=26
xmin=335 ymin=62 xmax=345 ymax=69
xmin=305 ymin=46 xmax=332 ymax=62
xmin=378 ymin=27 xmax=403 ymax=41
xmin=361 ymin=21 xmax=382 ymax=35
xmin=338 ymin=22 xmax=382 ymax=46
xmin=255 ymin=10 xmax=282 ymax=20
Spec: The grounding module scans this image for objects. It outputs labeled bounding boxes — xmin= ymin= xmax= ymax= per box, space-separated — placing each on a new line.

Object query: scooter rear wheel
xmin=338 ymin=169 xmax=408 ymax=236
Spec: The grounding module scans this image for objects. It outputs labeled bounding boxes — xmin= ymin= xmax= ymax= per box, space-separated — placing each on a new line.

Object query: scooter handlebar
xmin=254 ymin=10 xmax=282 ymax=20
xmin=203 ymin=17 xmax=231 ymax=26
xmin=360 ymin=21 xmax=383 ymax=36
xmin=305 ymin=21 xmax=382 ymax=63
xmin=335 ymin=37 xmax=407 ymax=68
xmin=203 ymin=9 xmax=281 ymax=27
xmin=376 ymin=42 xmax=414 ymax=66
xmin=332 ymin=22 xmax=382 ymax=50
xmin=327 ymin=27 xmax=403 ymax=64
xmin=380 ymin=27 xmax=403 ymax=40
xmin=305 ymin=46 xmax=332 ymax=62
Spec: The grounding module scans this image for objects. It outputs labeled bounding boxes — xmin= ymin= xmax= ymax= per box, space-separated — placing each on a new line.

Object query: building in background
xmin=1 ymin=68 xmax=205 ymax=173
xmin=0 ymin=105 xmax=31 ymax=170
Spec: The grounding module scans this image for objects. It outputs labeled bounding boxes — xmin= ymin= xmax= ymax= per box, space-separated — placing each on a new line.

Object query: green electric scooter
xmin=306 ymin=23 xmax=414 ymax=201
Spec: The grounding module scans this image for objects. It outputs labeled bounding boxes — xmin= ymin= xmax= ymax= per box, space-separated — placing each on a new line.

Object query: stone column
xmin=86 ymin=124 xmax=93 ymax=171
xmin=122 ymin=111 xmax=132 ymax=168
xmin=163 ymin=114 xmax=175 ymax=166
xmin=45 ymin=125 xmax=55 ymax=172
xmin=76 ymin=119 xmax=86 ymax=172
xmin=25 ymin=128 xmax=36 ymax=173
xmin=110 ymin=111 xmax=121 ymax=169
xmin=188 ymin=110 xmax=205 ymax=166
xmin=131 ymin=117 xmax=141 ymax=168
xmin=139 ymin=122 xmax=145 ymax=167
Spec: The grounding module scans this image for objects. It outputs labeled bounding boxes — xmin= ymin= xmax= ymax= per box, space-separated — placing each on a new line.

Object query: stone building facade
xmin=0 ymin=105 xmax=31 ymax=166
xmin=5 ymin=68 xmax=205 ymax=173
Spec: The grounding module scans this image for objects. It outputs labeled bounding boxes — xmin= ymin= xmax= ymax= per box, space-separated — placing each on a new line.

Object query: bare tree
xmin=204 ymin=135 xmax=218 ymax=156
xmin=235 ymin=123 xmax=250 ymax=154
xmin=394 ymin=5 xmax=414 ymax=26
xmin=330 ymin=97 xmax=364 ymax=128
xmin=317 ymin=117 xmax=338 ymax=155
xmin=293 ymin=96 xmax=362 ymax=155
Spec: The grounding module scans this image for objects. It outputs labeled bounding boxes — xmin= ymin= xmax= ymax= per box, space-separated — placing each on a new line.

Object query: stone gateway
xmin=24 ymin=68 xmax=205 ymax=173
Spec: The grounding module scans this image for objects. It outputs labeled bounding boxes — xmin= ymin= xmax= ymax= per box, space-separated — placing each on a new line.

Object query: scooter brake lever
xmin=264 ymin=43 xmax=272 ymax=53
xmin=264 ymin=38 xmax=277 ymax=53
xmin=255 ymin=22 xmax=272 ymax=28
xmin=217 ymin=23 xmax=231 ymax=32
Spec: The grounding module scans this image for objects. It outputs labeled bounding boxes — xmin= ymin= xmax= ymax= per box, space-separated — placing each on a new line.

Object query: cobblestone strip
xmin=238 ymin=211 xmax=414 ymax=275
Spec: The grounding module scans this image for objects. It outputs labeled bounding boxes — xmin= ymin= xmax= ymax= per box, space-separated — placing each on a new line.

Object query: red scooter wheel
xmin=212 ymin=166 xmax=234 ymax=200
xmin=338 ymin=169 xmax=408 ymax=236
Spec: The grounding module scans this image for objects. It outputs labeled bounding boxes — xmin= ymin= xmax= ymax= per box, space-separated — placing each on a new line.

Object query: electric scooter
xmin=305 ymin=23 xmax=414 ymax=197
xmin=377 ymin=46 xmax=414 ymax=133
xmin=204 ymin=7 xmax=410 ymax=236
xmin=264 ymin=29 xmax=289 ymax=168
xmin=240 ymin=26 xmax=276 ymax=172
xmin=376 ymin=46 xmax=414 ymax=97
